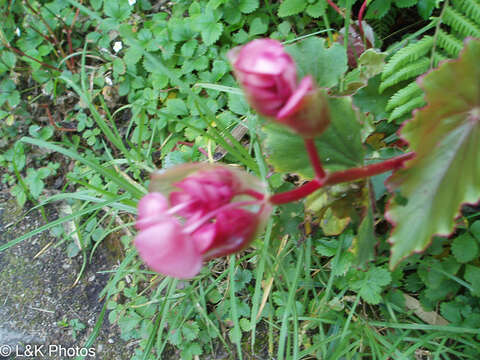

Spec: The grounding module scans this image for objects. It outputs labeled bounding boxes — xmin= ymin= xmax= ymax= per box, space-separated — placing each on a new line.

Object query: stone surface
xmin=0 ymin=191 xmax=134 ymax=360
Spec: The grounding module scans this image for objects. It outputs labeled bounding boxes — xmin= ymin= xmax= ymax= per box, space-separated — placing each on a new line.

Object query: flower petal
xmin=135 ymin=220 xmax=202 ymax=279
xmin=202 ymin=208 xmax=258 ymax=259
xmin=136 ymin=192 xmax=169 ymax=230
xmin=277 ymin=76 xmax=314 ymax=119
xmin=235 ymin=39 xmax=292 ymax=75
xmin=192 ymin=223 xmax=216 ymax=253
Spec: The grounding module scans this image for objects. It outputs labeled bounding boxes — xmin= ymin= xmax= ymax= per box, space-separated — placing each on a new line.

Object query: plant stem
xmin=326 ymin=0 xmax=345 ymax=17
xmin=269 ymin=153 xmax=415 ymax=205
xmin=358 ymin=0 xmax=369 ymax=48
xmin=304 ymin=139 xmax=326 ymax=180
xmin=269 ymin=179 xmax=324 ymax=205
xmin=3 ymin=44 xmax=60 ymax=71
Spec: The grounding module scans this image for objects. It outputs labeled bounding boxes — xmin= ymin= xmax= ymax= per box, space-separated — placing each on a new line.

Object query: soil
xmin=0 ymin=187 xmax=135 ymax=360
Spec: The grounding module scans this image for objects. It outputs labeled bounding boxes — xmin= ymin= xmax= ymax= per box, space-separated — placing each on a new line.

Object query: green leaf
xmin=315 ymin=239 xmax=338 ymax=257
xmin=165 ymin=98 xmax=188 ymax=116
xmin=239 ymin=318 xmax=251 ymax=332
xmin=163 ymin=151 xmax=188 ymax=169
xmin=394 ymin=0 xmax=417 ymax=8
xmin=440 ymin=301 xmax=463 ymax=323
xmin=181 ymin=39 xmax=197 ymax=57
xmin=366 ymin=0 xmax=392 ymax=19
xmin=25 ymin=168 xmax=50 ymax=198
xmin=168 ymin=329 xmax=183 ymax=346
xmin=90 ymin=0 xmax=102 ymax=10
xmin=264 ymin=96 xmax=364 ymax=179
xmin=278 ymin=0 xmax=306 ymax=17
xmin=11 ymin=184 xmax=27 ymax=207
xmin=104 ymin=0 xmax=132 ymax=21
xmin=351 ymin=202 xmax=376 ymax=268
xmin=465 ymin=265 xmax=480 ymax=296
xmin=286 ymin=37 xmax=347 ymax=88
xmin=228 ymin=93 xmax=249 ymax=115
xmin=124 ymin=46 xmax=143 ymax=67
xmin=358 ymin=49 xmax=387 ymax=80
xmin=113 ymin=58 xmax=126 ymax=76
xmin=202 ymin=21 xmax=223 ymax=45
xmin=387 ymin=39 xmax=480 ymax=268
xmin=351 ymin=267 xmax=392 ymax=304
xmin=417 ymin=0 xmax=436 ymax=19
xmin=182 ymin=321 xmax=200 ymax=341
xmin=452 ymin=233 xmax=479 ymax=263
xmin=234 ymin=268 xmax=252 ymax=291
xmin=239 ymin=0 xmax=259 ymax=14
xmin=181 ymin=343 xmax=202 ymax=360
xmin=233 ymin=29 xmax=249 ymax=44
xmin=249 ymin=16 xmax=268 ymax=36
xmin=278 ymin=21 xmax=291 ymax=37
xmin=306 ymin=1 xmax=327 ymax=18
xmin=471 ymin=220 xmax=480 ymax=241
xmin=193 ymin=11 xmax=223 ymax=45
xmin=2 ymin=51 xmax=16 ymax=68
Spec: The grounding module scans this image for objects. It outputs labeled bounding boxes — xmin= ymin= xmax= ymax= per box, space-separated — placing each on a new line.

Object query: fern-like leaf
xmin=382 ymin=36 xmax=434 ymax=79
xmin=386 ymin=82 xmax=423 ymax=112
xmin=380 ymin=57 xmax=430 ymax=93
xmin=443 ymin=5 xmax=480 ymax=38
xmin=379 ymin=0 xmax=480 ymax=122
xmin=388 ymin=96 xmax=426 ymax=122
xmin=451 ymin=0 xmax=480 ymax=24
xmin=436 ymin=29 xmax=464 ymax=57
xmin=432 ymin=51 xmax=449 ymax=67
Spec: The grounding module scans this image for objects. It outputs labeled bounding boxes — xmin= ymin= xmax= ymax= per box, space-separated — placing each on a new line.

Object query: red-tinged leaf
xmin=386 ymin=39 xmax=480 ymax=268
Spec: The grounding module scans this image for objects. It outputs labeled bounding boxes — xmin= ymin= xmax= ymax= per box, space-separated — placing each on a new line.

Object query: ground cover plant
xmin=1 ymin=0 xmax=480 ymax=359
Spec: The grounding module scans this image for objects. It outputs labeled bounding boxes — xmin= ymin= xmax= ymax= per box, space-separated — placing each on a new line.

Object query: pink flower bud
xmin=134 ymin=163 xmax=271 ymax=279
xmin=228 ymin=39 xmax=329 ymax=137
xmin=169 ymin=167 xmax=240 ymax=219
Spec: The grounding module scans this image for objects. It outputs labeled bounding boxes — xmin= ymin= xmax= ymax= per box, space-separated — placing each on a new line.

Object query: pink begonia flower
xmin=134 ymin=164 xmax=271 ymax=279
xmin=228 ymin=38 xmax=330 ymax=137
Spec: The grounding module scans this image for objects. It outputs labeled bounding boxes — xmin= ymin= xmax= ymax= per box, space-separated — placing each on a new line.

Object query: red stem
xmin=357 ymin=0 xmax=372 ymax=49
xmin=269 ymin=152 xmax=415 ymax=205
xmin=3 ymin=44 xmax=60 ymax=71
xmin=326 ymin=0 xmax=345 ymax=17
xmin=325 ymin=152 xmax=414 ymax=185
xmin=304 ymin=139 xmax=326 ymax=180
xmin=269 ymin=179 xmax=324 ymax=205
xmin=239 ymin=189 xmax=265 ymax=201
xmin=40 ymin=104 xmax=76 ymax=132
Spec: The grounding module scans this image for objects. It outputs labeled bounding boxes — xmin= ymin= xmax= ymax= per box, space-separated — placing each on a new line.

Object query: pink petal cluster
xmin=134 ymin=164 xmax=270 ymax=279
xmin=228 ymin=39 xmax=329 ymax=137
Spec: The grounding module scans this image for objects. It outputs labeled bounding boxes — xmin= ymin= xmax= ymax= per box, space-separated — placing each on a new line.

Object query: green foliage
xmin=3 ymin=0 xmax=480 ymax=359
xmin=264 ymin=96 xmax=364 ymax=179
xmin=286 ymin=37 xmax=348 ymax=88
xmin=382 ymin=36 xmax=434 ymax=80
xmin=350 ymin=266 xmax=392 ymax=304
xmin=387 ymin=38 xmax=480 ymax=267
xmin=379 ymin=0 xmax=480 ymax=122
xmin=452 ymin=233 xmax=479 ymax=263
xmin=278 ymin=0 xmax=307 ymax=17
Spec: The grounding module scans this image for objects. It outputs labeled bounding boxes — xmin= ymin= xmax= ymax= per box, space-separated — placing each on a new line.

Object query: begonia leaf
xmin=351 ymin=199 xmax=377 ymax=268
xmin=264 ymin=96 xmax=364 ymax=179
xmin=286 ymin=37 xmax=348 ymax=89
xmin=386 ymin=39 xmax=480 ymax=268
